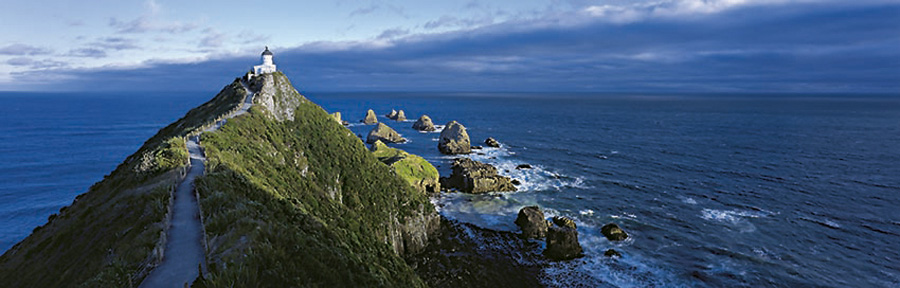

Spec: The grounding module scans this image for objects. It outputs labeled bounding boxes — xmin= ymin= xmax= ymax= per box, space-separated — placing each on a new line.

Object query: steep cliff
xmin=0 ymin=79 xmax=248 ymax=287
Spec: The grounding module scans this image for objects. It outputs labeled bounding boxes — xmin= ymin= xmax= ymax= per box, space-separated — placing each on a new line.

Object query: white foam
xmin=434 ymin=192 xmax=539 ymax=231
xmin=542 ymin=232 xmax=690 ymax=287
xmin=700 ymin=208 xmax=773 ymax=233
xmin=462 ymin=147 xmax=590 ymax=193
xmin=580 ymin=209 xmax=594 ymax=216
xmin=682 ymin=197 xmax=697 ymax=205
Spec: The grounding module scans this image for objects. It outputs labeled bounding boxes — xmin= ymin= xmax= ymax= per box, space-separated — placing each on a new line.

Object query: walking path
xmin=140 ymin=81 xmax=254 ymax=287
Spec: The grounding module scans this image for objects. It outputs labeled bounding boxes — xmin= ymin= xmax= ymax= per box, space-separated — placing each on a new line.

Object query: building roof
xmin=262 ymin=46 xmax=273 ymax=56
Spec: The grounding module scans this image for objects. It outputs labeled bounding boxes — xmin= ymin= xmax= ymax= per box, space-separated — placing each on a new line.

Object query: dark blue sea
xmin=2 ymin=91 xmax=899 ymax=287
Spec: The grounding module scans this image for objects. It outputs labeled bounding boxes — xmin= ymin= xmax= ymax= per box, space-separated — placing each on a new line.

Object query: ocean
xmin=2 ymin=91 xmax=899 ymax=287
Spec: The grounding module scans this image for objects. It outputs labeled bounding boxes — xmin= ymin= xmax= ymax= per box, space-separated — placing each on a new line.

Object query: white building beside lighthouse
xmin=252 ymin=46 xmax=277 ymax=75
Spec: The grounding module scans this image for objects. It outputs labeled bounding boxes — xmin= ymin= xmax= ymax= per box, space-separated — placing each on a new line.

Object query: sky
xmin=0 ymin=0 xmax=898 ymax=93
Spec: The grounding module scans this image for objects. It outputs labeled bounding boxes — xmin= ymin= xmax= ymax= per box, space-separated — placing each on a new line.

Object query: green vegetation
xmin=371 ymin=140 xmax=439 ymax=191
xmin=194 ymin=74 xmax=433 ymax=287
xmin=0 ymin=79 xmax=248 ymax=287
xmin=154 ymin=137 xmax=189 ymax=171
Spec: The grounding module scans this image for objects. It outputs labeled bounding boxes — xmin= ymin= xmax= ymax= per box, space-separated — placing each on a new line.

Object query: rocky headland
xmin=0 ymin=71 xmax=607 ymax=287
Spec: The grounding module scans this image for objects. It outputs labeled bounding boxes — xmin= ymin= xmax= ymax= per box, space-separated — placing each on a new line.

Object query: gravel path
xmin=140 ymin=81 xmax=254 ymax=287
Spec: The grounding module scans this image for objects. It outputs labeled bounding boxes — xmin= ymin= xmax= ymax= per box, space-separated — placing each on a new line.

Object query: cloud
xmin=423 ymin=15 xmax=495 ymax=30
xmin=6 ymin=57 xmax=69 ymax=69
xmin=199 ymin=29 xmax=228 ymax=48
xmin=67 ymin=48 xmax=108 ymax=58
xmin=8 ymin=1 xmax=900 ymax=93
xmin=348 ymin=3 xmax=408 ymax=18
xmin=6 ymin=57 xmax=33 ymax=66
xmin=108 ymin=0 xmax=196 ymax=34
xmin=109 ymin=16 xmax=196 ymax=34
xmin=376 ymin=28 xmax=409 ymax=40
xmin=90 ymin=37 xmax=140 ymax=50
xmin=0 ymin=44 xmax=53 ymax=56
xmin=66 ymin=19 xmax=85 ymax=27
xmin=349 ymin=4 xmax=379 ymax=17
xmin=237 ymin=31 xmax=271 ymax=44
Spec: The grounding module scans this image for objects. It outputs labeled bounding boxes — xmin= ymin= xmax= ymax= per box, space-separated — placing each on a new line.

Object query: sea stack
xmin=515 ymin=206 xmax=549 ymax=239
xmin=395 ymin=110 xmax=407 ymax=121
xmin=363 ymin=109 xmax=378 ymax=124
xmin=438 ymin=121 xmax=471 ymax=154
xmin=412 ymin=115 xmax=436 ymax=131
xmin=544 ymin=225 xmax=584 ymax=260
xmin=367 ymin=123 xmax=406 ymax=144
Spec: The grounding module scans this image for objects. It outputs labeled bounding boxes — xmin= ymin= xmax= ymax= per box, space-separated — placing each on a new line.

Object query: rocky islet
xmin=412 ymin=115 xmax=436 ymax=131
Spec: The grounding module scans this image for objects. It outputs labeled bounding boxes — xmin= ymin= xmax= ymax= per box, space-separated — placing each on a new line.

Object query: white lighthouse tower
xmin=252 ymin=46 xmax=277 ymax=75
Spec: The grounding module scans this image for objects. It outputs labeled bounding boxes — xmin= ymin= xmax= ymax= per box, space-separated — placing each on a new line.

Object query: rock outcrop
xmin=362 ymin=109 xmax=378 ymax=124
xmin=386 ymin=109 xmax=407 ymax=121
xmin=544 ymin=226 xmax=584 ymax=260
xmin=250 ymin=72 xmax=306 ymax=122
xmin=367 ymin=123 xmax=405 ymax=144
xmin=601 ymin=223 xmax=629 ymax=241
xmin=438 ymin=121 xmax=471 ymax=155
xmin=370 ymin=140 xmax=441 ymax=195
xmin=412 ymin=115 xmax=436 ymax=131
xmin=551 ymin=216 xmax=577 ymax=229
xmin=440 ymin=158 xmax=516 ymax=193
xmin=515 ymin=206 xmax=548 ymax=239
xmin=331 ymin=112 xmax=349 ymax=125
xmin=485 ymin=137 xmax=500 ymax=148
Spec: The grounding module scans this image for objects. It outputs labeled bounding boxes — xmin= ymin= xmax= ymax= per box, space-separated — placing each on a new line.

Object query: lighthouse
xmin=252 ymin=46 xmax=277 ymax=75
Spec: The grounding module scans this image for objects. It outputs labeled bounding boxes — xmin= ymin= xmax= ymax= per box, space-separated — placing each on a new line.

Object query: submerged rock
xmin=515 ymin=164 xmax=533 ymax=170
xmin=544 ymin=226 xmax=584 ymax=260
xmin=438 ymin=121 xmax=471 ymax=155
xmin=362 ymin=109 xmax=378 ymax=124
xmin=604 ymin=249 xmax=622 ymax=258
xmin=440 ymin=158 xmax=516 ymax=193
xmin=366 ymin=123 xmax=405 ymax=144
xmin=551 ymin=216 xmax=577 ymax=229
xmin=412 ymin=115 xmax=436 ymax=131
xmin=485 ymin=137 xmax=501 ymax=148
xmin=601 ymin=223 xmax=629 ymax=241
xmin=515 ymin=206 xmax=548 ymax=239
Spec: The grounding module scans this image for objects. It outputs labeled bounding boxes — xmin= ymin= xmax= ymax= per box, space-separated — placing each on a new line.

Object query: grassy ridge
xmin=0 ymin=79 xmax=247 ymax=287
xmin=195 ymin=75 xmax=432 ymax=286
